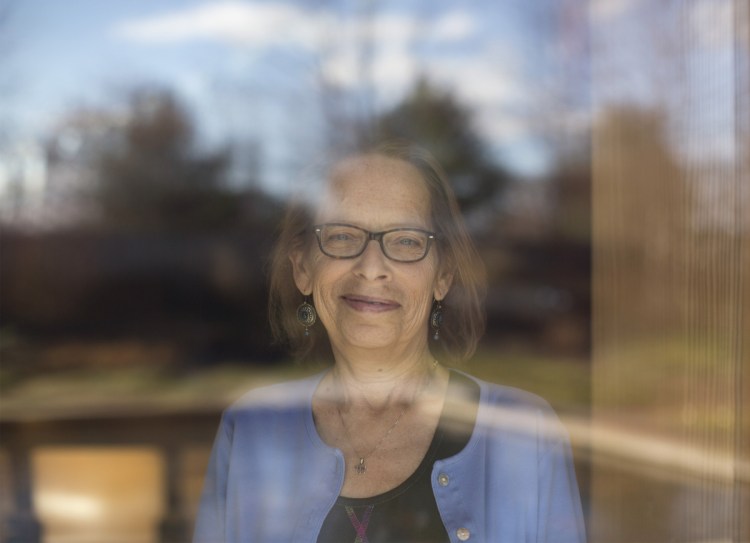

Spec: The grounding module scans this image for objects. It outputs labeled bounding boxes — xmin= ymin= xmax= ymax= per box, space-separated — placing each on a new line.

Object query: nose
xmin=352 ymin=239 xmax=390 ymax=280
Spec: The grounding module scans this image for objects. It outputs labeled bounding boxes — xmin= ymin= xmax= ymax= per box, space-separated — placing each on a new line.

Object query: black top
xmin=316 ymin=371 xmax=480 ymax=543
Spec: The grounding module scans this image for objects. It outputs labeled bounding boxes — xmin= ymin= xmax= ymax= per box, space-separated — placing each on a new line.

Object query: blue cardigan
xmin=194 ymin=371 xmax=586 ymax=543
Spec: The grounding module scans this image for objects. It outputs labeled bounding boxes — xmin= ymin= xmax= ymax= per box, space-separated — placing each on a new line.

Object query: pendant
xmin=355 ymin=458 xmax=367 ymax=474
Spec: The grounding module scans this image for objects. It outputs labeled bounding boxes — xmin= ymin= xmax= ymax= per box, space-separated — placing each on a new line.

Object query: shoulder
xmin=222 ymin=371 xmax=325 ymax=423
xmin=456 ymin=370 xmax=568 ymax=443
xmin=455 ymin=370 xmax=554 ymax=411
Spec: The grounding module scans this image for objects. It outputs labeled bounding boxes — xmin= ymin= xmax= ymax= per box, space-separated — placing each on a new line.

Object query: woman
xmin=194 ymin=143 xmax=585 ymax=543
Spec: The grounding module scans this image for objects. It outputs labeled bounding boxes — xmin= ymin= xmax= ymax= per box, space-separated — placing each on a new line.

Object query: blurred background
xmin=0 ymin=1 xmax=747 ymax=542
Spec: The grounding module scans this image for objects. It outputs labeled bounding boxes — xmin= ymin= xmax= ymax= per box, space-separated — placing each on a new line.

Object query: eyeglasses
xmin=313 ymin=223 xmax=437 ymax=263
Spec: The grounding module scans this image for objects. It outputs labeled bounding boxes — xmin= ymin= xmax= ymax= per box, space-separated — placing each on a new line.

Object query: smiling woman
xmin=193 ymin=142 xmax=585 ymax=543
xmin=269 ymin=143 xmax=487 ymax=366
xmin=289 ymin=152 xmax=452 ymax=363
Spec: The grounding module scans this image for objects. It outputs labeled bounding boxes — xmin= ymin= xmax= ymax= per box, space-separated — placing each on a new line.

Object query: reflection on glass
xmin=32 ymin=447 xmax=164 ymax=543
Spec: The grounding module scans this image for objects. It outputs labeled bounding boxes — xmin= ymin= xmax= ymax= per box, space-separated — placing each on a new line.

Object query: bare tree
xmin=88 ymin=88 xmax=239 ymax=232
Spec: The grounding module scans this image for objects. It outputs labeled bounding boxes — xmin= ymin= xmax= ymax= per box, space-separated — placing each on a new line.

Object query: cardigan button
xmin=438 ymin=473 xmax=450 ymax=486
xmin=456 ymin=527 xmax=471 ymax=540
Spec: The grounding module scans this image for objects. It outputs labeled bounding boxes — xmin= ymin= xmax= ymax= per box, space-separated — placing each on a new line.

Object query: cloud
xmin=319 ymin=9 xmax=481 ymax=96
xmin=114 ymin=1 xmax=456 ymax=97
xmin=431 ymin=11 xmax=476 ymax=41
xmin=589 ymin=0 xmax=640 ymax=24
xmin=316 ymin=16 xmax=531 ymax=147
xmin=112 ymin=1 xmax=538 ymax=159
xmin=113 ymin=1 xmax=486 ymax=102
xmin=431 ymin=57 xmax=521 ymax=107
xmin=113 ymin=1 xmax=327 ymax=49
xmin=321 ymin=44 xmax=415 ymax=94
xmin=115 ymin=1 xmax=477 ymax=46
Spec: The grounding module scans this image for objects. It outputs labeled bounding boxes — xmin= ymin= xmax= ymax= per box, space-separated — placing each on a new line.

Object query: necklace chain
xmin=335 ymin=359 xmax=438 ymax=475
xmin=336 ymin=406 xmax=404 ymax=474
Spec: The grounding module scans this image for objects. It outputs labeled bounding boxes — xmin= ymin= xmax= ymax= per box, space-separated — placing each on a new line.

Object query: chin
xmin=339 ymin=325 xmax=400 ymax=350
xmin=345 ymin=336 xmax=396 ymax=350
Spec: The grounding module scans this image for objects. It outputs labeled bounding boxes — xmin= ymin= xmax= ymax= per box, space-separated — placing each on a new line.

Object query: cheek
xmin=406 ymin=270 xmax=441 ymax=315
xmin=308 ymin=259 xmax=345 ymax=310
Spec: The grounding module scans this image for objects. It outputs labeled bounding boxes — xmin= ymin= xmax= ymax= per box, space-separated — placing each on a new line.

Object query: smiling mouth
xmin=341 ymin=295 xmax=400 ymax=312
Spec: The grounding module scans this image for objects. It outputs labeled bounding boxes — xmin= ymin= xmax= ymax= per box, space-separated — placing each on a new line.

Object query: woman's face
xmin=290 ymin=154 xmax=452 ymax=357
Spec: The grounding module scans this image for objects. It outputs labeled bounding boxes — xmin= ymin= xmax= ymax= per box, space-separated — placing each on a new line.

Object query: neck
xmin=329 ymin=350 xmax=439 ymax=412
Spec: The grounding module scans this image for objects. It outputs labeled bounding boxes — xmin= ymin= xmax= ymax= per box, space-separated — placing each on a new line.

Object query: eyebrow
xmin=319 ymin=218 xmax=432 ymax=230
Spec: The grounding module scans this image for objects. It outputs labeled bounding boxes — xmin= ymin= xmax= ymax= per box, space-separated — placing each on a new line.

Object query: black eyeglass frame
xmin=312 ymin=223 xmax=437 ymax=263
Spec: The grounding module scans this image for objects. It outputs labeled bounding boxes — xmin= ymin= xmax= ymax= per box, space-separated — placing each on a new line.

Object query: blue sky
xmin=1 ymin=0 xmax=740 ymax=199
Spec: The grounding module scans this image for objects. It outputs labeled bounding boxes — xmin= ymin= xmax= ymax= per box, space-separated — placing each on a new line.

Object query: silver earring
xmin=296 ymin=296 xmax=317 ymax=336
xmin=430 ymin=300 xmax=443 ymax=341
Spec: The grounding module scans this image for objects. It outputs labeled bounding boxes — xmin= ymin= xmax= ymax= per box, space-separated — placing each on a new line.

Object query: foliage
xmin=88 ymin=89 xmax=240 ymax=232
xmin=372 ymin=77 xmax=510 ymax=217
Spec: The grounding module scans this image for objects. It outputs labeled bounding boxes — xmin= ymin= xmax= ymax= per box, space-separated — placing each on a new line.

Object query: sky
xmin=2 ymin=0 xmax=588 ymax=193
xmin=0 ymin=0 xmax=741 ymax=203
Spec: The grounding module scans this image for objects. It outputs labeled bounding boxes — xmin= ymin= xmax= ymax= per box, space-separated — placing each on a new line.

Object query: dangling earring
xmin=296 ymin=296 xmax=317 ymax=336
xmin=430 ymin=300 xmax=443 ymax=341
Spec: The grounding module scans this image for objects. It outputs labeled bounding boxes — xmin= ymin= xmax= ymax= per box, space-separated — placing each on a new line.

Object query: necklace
xmin=335 ymin=359 xmax=439 ymax=475
xmin=336 ymin=405 xmax=405 ymax=474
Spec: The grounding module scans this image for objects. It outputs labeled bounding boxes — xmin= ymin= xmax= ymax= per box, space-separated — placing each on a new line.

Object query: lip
xmin=341 ymin=294 xmax=401 ymax=313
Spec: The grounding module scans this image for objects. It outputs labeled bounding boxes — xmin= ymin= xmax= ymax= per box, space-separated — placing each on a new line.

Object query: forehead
xmin=317 ymin=154 xmax=432 ymax=226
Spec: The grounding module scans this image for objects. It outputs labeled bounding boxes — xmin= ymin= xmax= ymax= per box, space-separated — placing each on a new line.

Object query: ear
xmin=433 ymin=267 xmax=454 ymax=302
xmin=289 ymin=249 xmax=313 ymax=295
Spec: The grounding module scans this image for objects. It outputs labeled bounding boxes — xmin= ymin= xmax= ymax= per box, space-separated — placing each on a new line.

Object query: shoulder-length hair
xmin=268 ymin=141 xmax=486 ymax=364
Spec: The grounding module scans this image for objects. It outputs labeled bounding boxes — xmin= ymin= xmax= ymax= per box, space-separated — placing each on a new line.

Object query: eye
xmin=328 ymin=232 xmax=354 ymax=242
xmin=390 ymin=233 xmax=426 ymax=248
xmin=321 ymin=226 xmax=363 ymax=244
